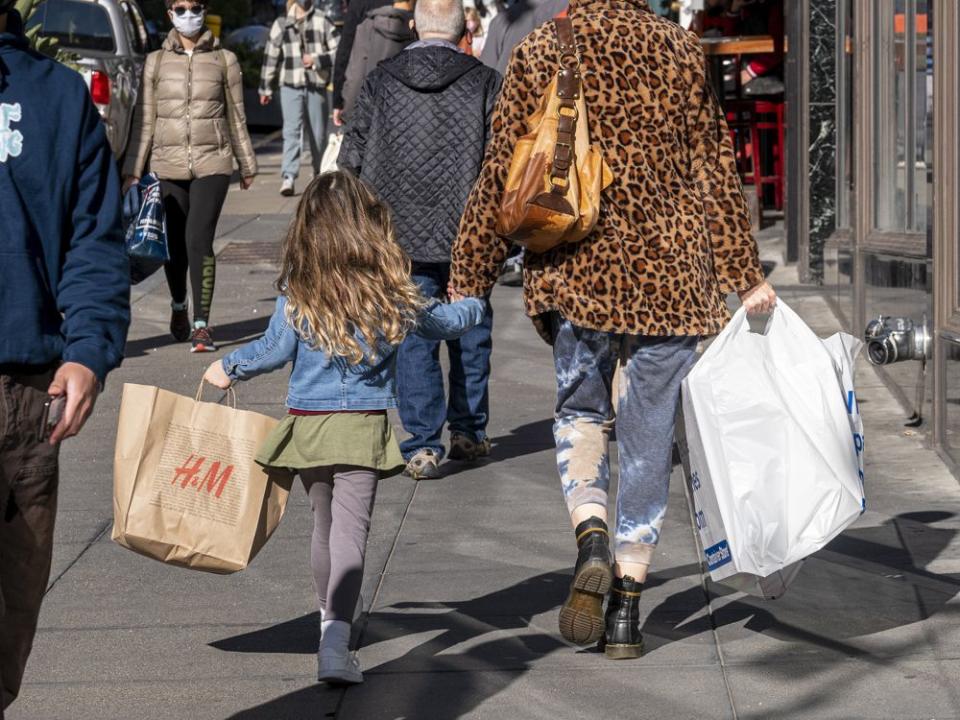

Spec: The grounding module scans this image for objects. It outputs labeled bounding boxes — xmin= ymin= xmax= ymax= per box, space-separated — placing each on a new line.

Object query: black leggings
xmin=161 ymin=175 xmax=231 ymax=325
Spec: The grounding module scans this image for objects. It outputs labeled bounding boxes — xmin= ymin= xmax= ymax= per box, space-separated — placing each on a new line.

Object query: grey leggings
xmin=301 ymin=466 xmax=379 ymax=623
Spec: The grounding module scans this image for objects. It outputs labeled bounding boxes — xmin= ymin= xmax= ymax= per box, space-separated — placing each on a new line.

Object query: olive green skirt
xmin=255 ymin=413 xmax=405 ymax=476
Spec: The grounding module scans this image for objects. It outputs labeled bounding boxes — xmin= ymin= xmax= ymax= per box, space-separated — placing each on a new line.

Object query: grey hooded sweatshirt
xmin=341 ymin=5 xmax=416 ymax=117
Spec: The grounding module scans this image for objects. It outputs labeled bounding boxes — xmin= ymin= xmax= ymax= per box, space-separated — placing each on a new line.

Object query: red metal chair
xmin=726 ymin=99 xmax=785 ymax=212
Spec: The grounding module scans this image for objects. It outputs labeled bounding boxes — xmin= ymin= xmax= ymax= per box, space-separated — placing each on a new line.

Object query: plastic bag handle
xmin=729 ymin=301 xmax=795 ymax=339
xmin=195 ymin=380 xmax=237 ymax=409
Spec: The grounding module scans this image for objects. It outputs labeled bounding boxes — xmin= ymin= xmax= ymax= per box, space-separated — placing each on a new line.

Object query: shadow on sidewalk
xmin=217 ymin=571 xmax=570 ymax=718
xmin=125 ymin=316 xmax=270 ymax=357
xmin=647 ymin=511 xmax=960 ymax=660
xmin=215 ymin=563 xmax=704 ymax=718
xmin=214 ymin=512 xmax=960 ymax=716
xmin=487 ymin=419 xmax=556 ymax=463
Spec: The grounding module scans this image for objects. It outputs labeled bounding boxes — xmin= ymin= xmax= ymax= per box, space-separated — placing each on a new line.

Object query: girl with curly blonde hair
xmin=204 ymin=171 xmax=484 ymax=685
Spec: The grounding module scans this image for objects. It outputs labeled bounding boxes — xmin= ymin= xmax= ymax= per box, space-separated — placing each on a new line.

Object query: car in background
xmin=26 ymin=0 xmax=156 ymax=160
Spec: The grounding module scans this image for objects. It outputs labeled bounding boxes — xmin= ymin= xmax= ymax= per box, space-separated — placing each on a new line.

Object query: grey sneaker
xmin=317 ymin=648 xmax=363 ymax=685
xmin=448 ymin=434 xmax=492 ymax=462
xmin=280 ymin=176 xmax=295 ymax=196
xmin=498 ymin=256 xmax=524 ymax=286
xmin=404 ymin=449 xmax=442 ymax=480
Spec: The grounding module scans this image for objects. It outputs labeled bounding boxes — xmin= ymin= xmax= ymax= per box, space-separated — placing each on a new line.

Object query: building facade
xmin=787 ymin=0 xmax=959 ymax=473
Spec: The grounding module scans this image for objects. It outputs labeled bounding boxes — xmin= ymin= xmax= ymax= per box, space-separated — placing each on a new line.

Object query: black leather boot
xmin=558 ymin=517 xmax=613 ymax=645
xmin=602 ymin=575 xmax=644 ymax=659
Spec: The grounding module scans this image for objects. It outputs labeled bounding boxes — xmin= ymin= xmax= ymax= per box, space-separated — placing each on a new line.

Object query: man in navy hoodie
xmin=0 ymin=6 xmax=129 ymax=714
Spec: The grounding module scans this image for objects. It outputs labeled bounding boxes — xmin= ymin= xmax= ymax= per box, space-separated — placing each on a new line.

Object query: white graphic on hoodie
xmin=0 ymin=103 xmax=24 ymax=163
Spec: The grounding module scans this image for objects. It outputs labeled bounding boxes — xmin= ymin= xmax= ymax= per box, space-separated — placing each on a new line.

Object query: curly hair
xmin=277 ymin=171 xmax=425 ymax=364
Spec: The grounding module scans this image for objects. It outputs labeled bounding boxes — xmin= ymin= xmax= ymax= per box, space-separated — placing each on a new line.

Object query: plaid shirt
xmin=259 ymin=8 xmax=339 ymax=95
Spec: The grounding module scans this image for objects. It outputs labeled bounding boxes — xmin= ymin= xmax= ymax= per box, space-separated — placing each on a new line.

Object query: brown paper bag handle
xmin=196 ymin=380 xmax=238 ymax=409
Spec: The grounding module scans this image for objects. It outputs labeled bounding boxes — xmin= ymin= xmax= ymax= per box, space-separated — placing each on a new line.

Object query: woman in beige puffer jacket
xmin=124 ymin=0 xmax=257 ymax=353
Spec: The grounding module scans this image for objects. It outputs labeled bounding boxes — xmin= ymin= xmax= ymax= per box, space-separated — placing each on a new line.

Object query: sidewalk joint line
xmin=678 ymin=439 xmax=740 ymax=720
xmin=334 ymin=479 xmax=421 ymax=717
xmin=44 ymin=519 xmax=111 ymax=598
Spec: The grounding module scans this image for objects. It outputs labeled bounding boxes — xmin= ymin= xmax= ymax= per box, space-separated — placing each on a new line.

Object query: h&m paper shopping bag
xmin=112 ymin=383 xmax=293 ymax=574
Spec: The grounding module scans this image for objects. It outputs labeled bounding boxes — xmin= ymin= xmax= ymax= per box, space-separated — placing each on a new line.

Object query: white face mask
xmin=170 ymin=9 xmax=206 ymax=38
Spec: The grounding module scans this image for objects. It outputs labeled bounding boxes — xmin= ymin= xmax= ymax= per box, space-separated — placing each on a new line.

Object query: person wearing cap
xmin=0 ymin=4 xmax=130 ymax=715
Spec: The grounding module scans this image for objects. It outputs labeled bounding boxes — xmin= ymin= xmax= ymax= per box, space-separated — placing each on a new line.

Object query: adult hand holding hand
xmin=447 ymin=281 xmax=466 ymax=303
xmin=47 ymin=362 xmax=99 ymax=445
xmin=738 ymin=280 xmax=777 ymax=315
xmin=203 ymin=360 xmax=232 ymax=390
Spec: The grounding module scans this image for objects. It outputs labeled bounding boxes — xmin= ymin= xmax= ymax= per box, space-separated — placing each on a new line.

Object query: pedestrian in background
xmin=331 ymin=0 xmax=394 ymax=127
xmin=124 ymin=0 xmax=257 ymax=353
xmin=259 ymin=0 xmax=340 ymax=196
xmin=478 ymin=0 xmax=566 ymax=75
xmin=338 ymin=0 xmax=416 ymax=121
xmin=203 ymin=172 xmax=485 ymax=685
xmin=339 ymin=0 xmax=501 ymax=480
xmin=0 ymin=5 xmax=130 ymax=716
xmin=465 ymin=6 xmax=486 ymax=55
xmin=451 ymin=0 xmax=775 ymax=658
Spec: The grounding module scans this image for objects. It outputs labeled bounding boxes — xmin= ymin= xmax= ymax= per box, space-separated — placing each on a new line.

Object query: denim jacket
xmin=221 ymin=295 xmax=485 ymax=411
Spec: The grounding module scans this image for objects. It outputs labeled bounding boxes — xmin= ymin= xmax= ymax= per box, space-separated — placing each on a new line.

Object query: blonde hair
xmin=464 ymin=6 xmax=483 ymax=35
xmin=277 ymin=172 xmax=425 ymax=365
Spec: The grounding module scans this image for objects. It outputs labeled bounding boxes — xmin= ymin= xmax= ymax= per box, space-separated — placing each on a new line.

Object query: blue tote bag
xmin=123 ymin=174 xmax=169 ymax=284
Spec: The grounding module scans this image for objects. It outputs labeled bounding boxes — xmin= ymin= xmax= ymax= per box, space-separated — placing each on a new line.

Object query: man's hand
xmin=332 ymin=108 xmax=344 ymax=127
xmin=122 ymin=176 xmax=139 ymax=194
xmin=303 ymin=54 xmax=315 ymax=69
xmin=738 ymin=280 xmax=777 ymax=315
xmin=259 ymin=94 xmax=272 ymax=106
xmin=240 ymin=176 xmax=254 ymax=190
xmin=47 ymin=363 xmax=99 ymax=445
xmin=204 ymin=360 xmax=232 ymax=390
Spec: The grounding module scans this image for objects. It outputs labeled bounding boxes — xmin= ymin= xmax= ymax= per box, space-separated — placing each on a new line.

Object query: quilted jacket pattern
xmin=339 ymin=46 xmax=501 ymax=263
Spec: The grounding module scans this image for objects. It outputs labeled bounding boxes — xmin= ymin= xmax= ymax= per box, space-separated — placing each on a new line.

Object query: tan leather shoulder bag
xmin=494 ymin=17 xmax=613 ymax=254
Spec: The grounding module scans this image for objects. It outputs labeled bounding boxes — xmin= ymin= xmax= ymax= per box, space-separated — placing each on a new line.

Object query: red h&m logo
xmin=172 ymin=454 xmax=234 ymax=499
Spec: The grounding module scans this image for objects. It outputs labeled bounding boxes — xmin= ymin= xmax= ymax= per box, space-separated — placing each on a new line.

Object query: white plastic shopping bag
xmin=681 ymin=300 xmax=865 ymax=597
xmin=320 ymin=132 xmax=343 ymax=174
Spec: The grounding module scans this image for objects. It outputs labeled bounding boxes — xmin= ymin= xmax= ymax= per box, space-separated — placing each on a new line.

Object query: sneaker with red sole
xmin=190 ymin=326 xmax=217 ymax=353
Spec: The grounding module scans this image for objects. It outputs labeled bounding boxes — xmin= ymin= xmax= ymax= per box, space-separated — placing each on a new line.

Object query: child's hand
xmin=447 ymin=281 xmax=465 ymax=303
xmin=204 ymin=360 xmax=233 ymax=390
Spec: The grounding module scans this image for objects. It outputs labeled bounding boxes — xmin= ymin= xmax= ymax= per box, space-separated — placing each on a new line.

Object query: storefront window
xmin=836 ymin=245 xmax=854 ymax=325
xmin=836 ymin=0 xmax=854 ymax=231
xmin=872 ymin=0 xmax=933 ymax=235
xmin=944 ymin=341 xmax=960 ymax=456
xmin=863 ymin=253 xmax=933 ymax=418
xmin=956 ymin=29 xmax=960 ymax=304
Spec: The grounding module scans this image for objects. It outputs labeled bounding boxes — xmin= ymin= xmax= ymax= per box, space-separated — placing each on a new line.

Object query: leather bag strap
xmin=550 ymin=17 xmax=582 ymax=196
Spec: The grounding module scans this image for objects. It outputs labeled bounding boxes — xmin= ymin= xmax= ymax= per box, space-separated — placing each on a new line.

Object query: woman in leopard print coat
xmin=450 ymin=0 xmax=777 ymax=658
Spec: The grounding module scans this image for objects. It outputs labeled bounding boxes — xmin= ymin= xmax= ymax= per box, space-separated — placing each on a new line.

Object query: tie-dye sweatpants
xmin=550 ymin=313 xmax=699 ymax=567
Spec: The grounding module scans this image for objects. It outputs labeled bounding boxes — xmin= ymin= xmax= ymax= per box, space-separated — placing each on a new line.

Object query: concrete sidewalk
xmin=8 ymin=143 xmax=960 ymax=720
